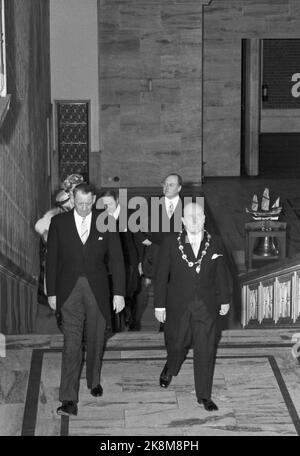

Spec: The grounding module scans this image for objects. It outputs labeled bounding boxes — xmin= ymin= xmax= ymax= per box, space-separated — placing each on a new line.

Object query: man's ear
xmin=92 ymin=195 xmax=96 ymax=205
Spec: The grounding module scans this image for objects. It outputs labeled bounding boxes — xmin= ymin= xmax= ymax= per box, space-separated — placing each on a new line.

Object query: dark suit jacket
xmin=143 ymin=196 xmax=184 ymax=246
xmin=135 ymin=196 xmax=184 ymax=278
xmin=116 ymin=207 xmax=139 ymax=268
xmin=154 ymin=231 xmax=232 ymax=337
xmin=46 ymin=208 xmax=125 ymax=322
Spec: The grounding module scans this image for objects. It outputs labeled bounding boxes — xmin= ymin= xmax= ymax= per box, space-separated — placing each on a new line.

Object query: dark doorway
xmin=259 ymin=39 xmax=300 ymax=177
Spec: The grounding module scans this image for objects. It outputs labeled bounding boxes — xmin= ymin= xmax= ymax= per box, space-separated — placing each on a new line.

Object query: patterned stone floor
xmin=0 ymin=329 xmax=300 ymax=436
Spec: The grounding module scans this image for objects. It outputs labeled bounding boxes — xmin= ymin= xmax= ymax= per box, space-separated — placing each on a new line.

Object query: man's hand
xmin=138 ymin=262 xmax=143 ymax=276
xmin=48 ymin=296 xmax=57 ymax=311
xmin=113 ymin=295 xmax=125 ymax=313
xmin=155 ymin=308 xmax=166 ymax=323
xmin=142 ymin=239 xmax=152 ymax=246
xmin=145 ymin=278 xmax=152 ymax=287
xmin=219 ymin=303 xmax=230 ymax=316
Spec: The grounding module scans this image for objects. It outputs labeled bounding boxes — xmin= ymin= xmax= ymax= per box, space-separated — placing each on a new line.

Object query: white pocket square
xmin=211 ymin=253 xmax=223 ymax=260
xmin=98 ymin=236 xmax=103 ymax=240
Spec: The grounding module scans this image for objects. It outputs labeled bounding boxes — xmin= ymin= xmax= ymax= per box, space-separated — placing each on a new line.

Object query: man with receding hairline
xmin=136 ymin=173 xmax=185 ymax=331
xmin=46 ymin=183 xmax=125 ymax=416
xmin=154 ymin=202 xmax=231 ymax=411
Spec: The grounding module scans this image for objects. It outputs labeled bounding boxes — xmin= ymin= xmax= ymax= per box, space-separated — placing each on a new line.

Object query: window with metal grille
xmin=56 ymin=101 xmax=90 ymax=183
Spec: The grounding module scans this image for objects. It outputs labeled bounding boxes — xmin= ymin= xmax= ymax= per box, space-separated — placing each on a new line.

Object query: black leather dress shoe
xmin=91 ymin=384 xmax=103 ymax=397
xmin=159 ymin=363 xmax=172 ymax=388
xmin=198 ymin=398 xmax=218 ymax=411
xmin=57 ymin=401 xmax=78 ymax=416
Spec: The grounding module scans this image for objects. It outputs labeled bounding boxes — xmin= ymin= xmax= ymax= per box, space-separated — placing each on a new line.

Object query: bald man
xmin=154 ymin=203 xmax=231 ymax=411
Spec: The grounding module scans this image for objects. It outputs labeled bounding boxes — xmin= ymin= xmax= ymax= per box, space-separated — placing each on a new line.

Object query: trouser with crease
xmin=59 ymin=276 xmax=106 ymax=403
xmin=164 ymin=298 xmax=217 ymax=400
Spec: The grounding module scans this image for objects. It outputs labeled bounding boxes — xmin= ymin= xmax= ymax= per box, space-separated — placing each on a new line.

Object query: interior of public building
xmin=0 ymin=0 xmax=300 ymax=437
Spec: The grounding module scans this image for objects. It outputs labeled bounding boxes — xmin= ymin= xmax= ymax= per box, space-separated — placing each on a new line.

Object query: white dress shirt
xmin=187 ymin=232 xmax=203 ymax=258
xmin=74 ymin=210 xmax=92 ymax=241
xmin=164 ymin=195 xmax=180 ymax=217
xmin=111 ymin=204 xmax=121 ymax=220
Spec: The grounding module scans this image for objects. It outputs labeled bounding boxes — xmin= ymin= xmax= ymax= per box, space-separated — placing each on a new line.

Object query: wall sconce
xmin=148 ymin=78 xmax=152 ymax=92
xmin=262 ymin=83 xmax=268 ymax=102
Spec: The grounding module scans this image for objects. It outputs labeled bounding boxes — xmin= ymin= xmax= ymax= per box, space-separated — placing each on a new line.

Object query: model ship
xmin=245 ymin=188 xmax=282 ymax=220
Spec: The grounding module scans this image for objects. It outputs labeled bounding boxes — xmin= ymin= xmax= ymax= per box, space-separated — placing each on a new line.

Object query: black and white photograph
xmin=0 ymin=0 xmax=300 ymax=442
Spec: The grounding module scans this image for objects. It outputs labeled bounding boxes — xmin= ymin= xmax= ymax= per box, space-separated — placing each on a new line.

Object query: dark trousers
xmin=165 ymin=299 xmax=217 ymax=400
xmin=59 ymin=276 xmax=106 ymax=402
xmin=131 ymin=277 xmax=150 ymax=329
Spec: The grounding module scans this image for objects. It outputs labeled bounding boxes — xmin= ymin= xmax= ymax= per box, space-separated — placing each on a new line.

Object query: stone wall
xmin=203 ymin=0 xmax=300 ymax=176
xmin=99 ymin=0 xmax=300 ymax=183
xmin=99 ymin=0 xmax=204 ymax=187
xmin=0 ymin=0 xmax=51 ymax=333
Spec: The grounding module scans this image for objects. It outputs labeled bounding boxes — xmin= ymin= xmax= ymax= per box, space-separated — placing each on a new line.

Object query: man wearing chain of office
xmin=154 ymin=201 xmax=232 ymax=411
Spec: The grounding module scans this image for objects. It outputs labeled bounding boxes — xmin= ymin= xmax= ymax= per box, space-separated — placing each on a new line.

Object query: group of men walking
xmin=44 ymin=173 xmax=232 ymax=416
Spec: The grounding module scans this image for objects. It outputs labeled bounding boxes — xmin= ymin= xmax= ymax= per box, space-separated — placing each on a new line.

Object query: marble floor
xmin=0 ymin=329 xmax=300 ymax=436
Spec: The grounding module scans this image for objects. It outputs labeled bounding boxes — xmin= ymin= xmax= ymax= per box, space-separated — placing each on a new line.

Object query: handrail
xmin=239 ymin=253 xmax=300 ymax=285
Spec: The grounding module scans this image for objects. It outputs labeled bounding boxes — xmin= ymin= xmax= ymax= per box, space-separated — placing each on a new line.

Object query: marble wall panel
xmin=202 ymin=0 xmax=300 ymax=177
xmin=161 ymin=52 xmax=201 ymax=79
xmin=265 ymin=18 xmax=300 ymax=36
xmin=99 ymin=0 xmax=203 ymax=185
xmin=289 ymin=0 xmax=300 ymax=16
xmin=204 ymin=80 xmax=241 ymax=108
xmin=242 ymin=1 xmax=288 ymax=18
xmin=120 ymin=104 xmax=161 ymax=136
xmin=140 ymin=38 xmax=161 ymax=78
xmin=120 ymin=3 xmax=162 ymax=33
xmin=161 ymin=3 xmax=203 ymax=31
xmin=100 ymin=104 xmax=121 ymax=134
xmin=99 ymin=0 xmax=300 ymax=183
xmin=100 ymin=79 xmax=141 ymax=105
xmin=98 ymin=3 xmax=120 ymax=31
xmin=146 ymin=79 xmax=181 ymax=104
xmin=204 ymin=120 xmax=241 ymax=176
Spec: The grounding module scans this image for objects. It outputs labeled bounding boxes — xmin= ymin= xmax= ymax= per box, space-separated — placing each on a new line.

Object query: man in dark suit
xmin=97 ymin=189 xmax=139 ymax=331
xmin=46 ymin=183 xmax=125 ymax=416
xmin=141 ymin=172 xmax=184 ymax=247
xmin=136 ymin=173 xmax=185 ymax=331
xmin=154 ymin=202 xmax=231 ymax=411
